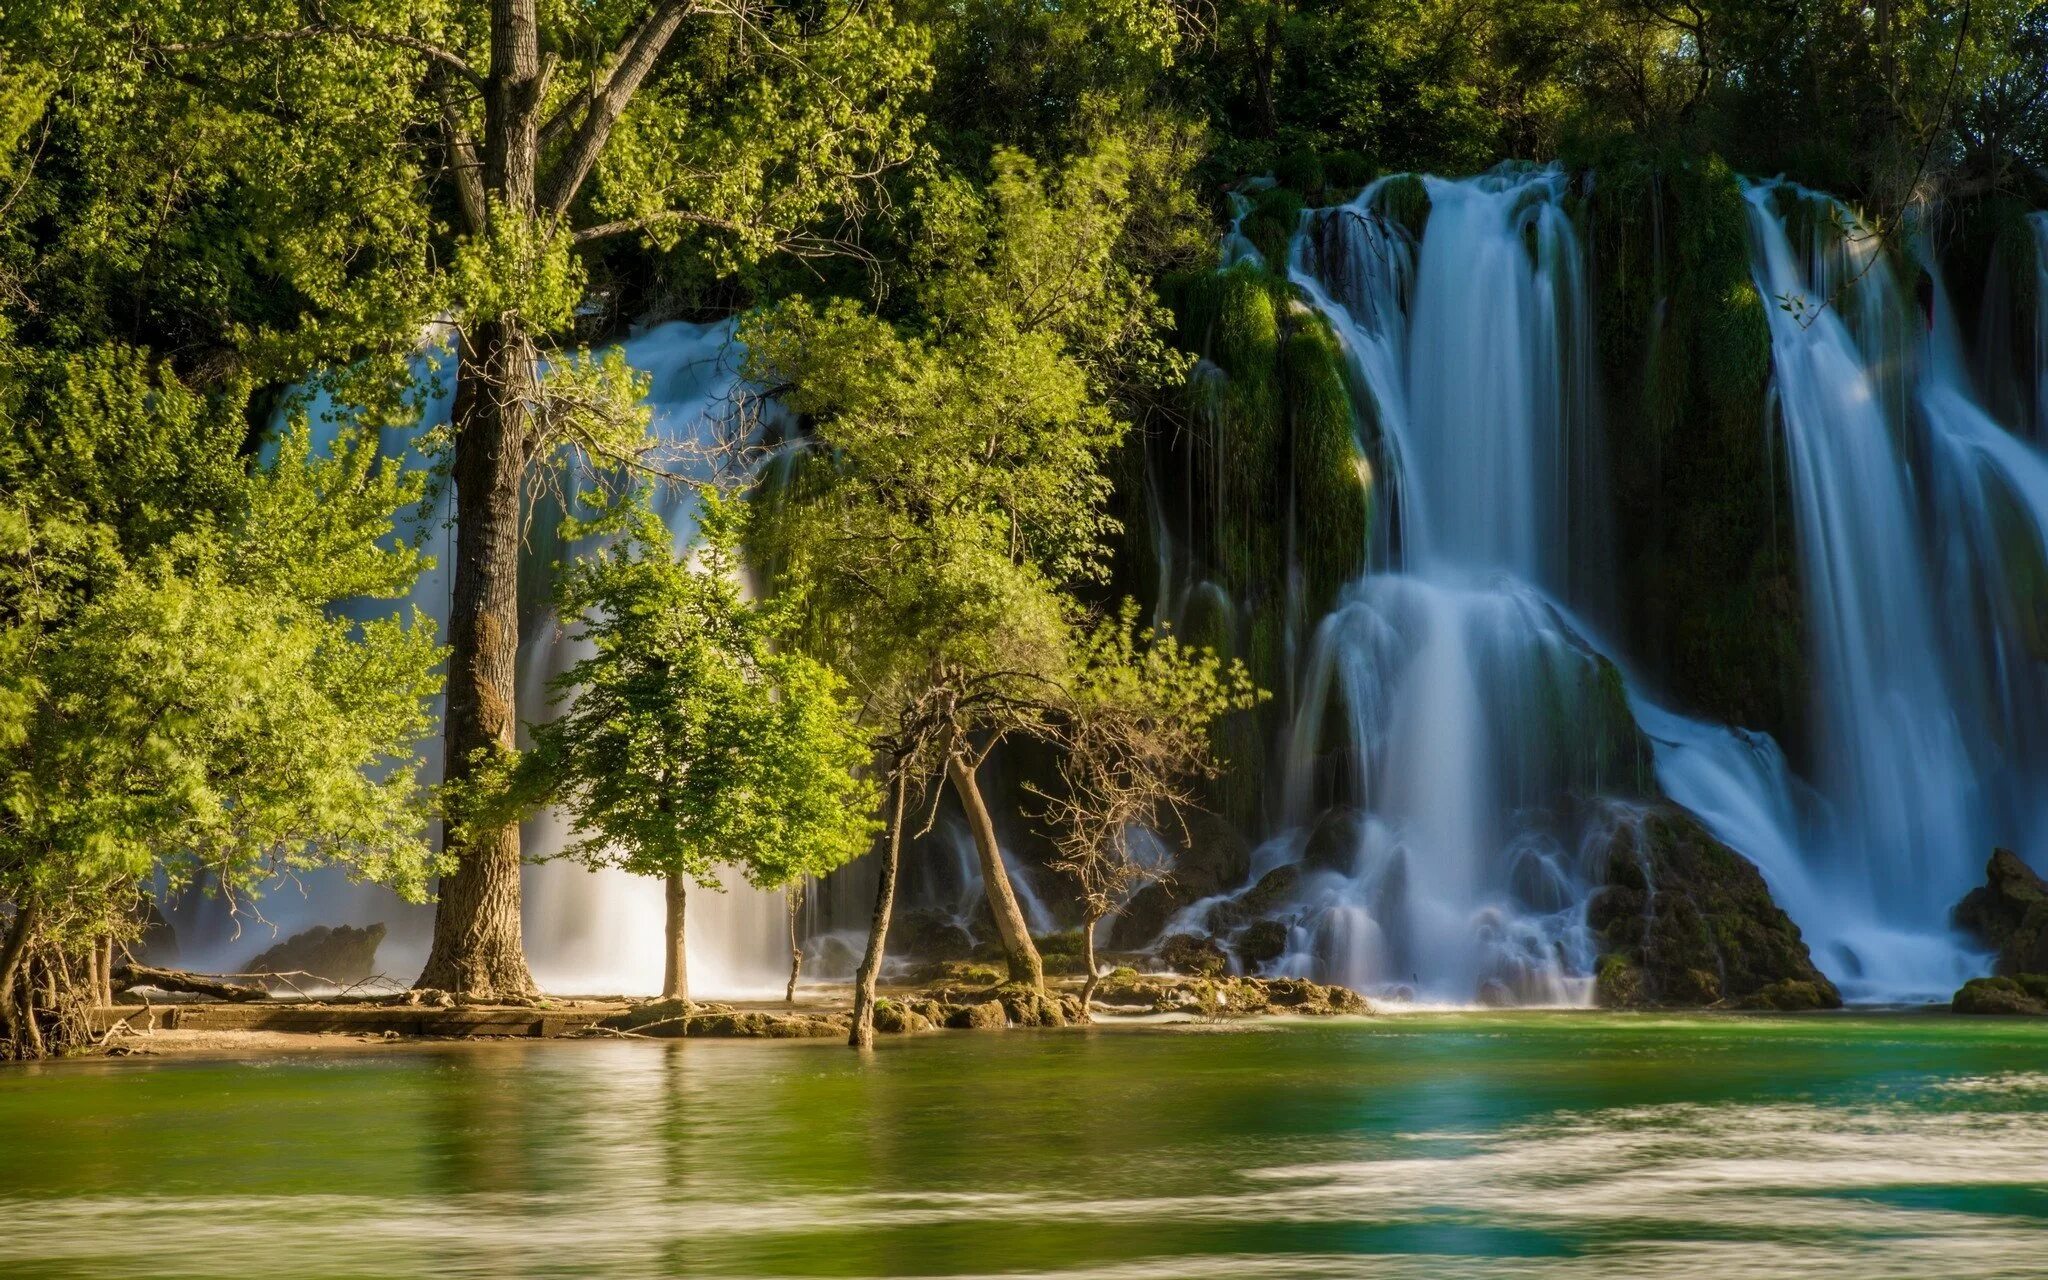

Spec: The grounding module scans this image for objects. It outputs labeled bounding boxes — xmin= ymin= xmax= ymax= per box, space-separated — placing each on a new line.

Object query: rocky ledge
xmin=599 ymin=973 xmax=1371 ymax=1039
xmin=1949 ymin=849 xmax=2048 ymax=1015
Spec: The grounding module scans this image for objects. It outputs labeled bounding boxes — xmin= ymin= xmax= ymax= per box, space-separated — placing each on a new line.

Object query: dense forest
xmin=3 ymin=0 xmax=2046 ymax=1058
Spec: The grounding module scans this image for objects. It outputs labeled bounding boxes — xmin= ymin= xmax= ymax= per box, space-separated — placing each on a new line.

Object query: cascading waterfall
xmin=1249 ymin=167 xmax=1622 ymax=1004
xmin=167 ymin=321 xmax=790 ymax=996
xmin=1645 ymin=183 xmax=2048 ymax=1001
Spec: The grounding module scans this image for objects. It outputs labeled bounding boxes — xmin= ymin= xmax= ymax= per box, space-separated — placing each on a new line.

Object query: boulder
xmin=1207 ymin=864 xmax=1302 ymax=932
xmin=1107 ymin=883 xmax=1177 ymax=950
xmin=945 ymin=1000 xmax=1008 ymax=1030
xmin=1302 ymin=806 xmax=1366 ymax=875
xmin=1156 ymin=933 xmax=1228 ymax=977
xmin=1952 ymin=975 xmax=2048 ymax=1016
xmin=1236 ymin=919 xmax=1290 ymax=965
xmin=1588 ymin=804 xmax=1841 ymax=1009
xmin=1953 ymin=849 xmax=2048 ymax=975
xmin=242 ymin=923 xmax=386 ymax=989
xmin=871 ymin=1000 xmax=936 ymax=1034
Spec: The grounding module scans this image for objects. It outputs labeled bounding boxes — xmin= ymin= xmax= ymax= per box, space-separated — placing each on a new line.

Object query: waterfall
xmin=168 ymin=322 xmax=791 ymax=997
xmin=1642 ymin=184 xmax=2048 ymax=1002
xmin=1259 ymin=167 xmax=1618 ymax=1004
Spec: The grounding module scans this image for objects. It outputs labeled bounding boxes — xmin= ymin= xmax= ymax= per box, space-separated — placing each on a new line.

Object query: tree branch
xmin=571 ymin=207 xmax=743 ymax=243
xmin=541 ymin=0 xmax=699 ymax=218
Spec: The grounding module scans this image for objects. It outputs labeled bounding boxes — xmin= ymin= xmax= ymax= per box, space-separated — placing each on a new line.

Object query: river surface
xmin=3 ymin=1014 xmax=2046 ymax=1278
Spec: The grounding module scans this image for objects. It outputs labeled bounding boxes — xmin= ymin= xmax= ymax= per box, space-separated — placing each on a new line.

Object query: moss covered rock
xmin=1235 ymin=920 xmax=1292 ymax=966
xmin=1589 ymin=803 xmax=1840 ymax=1009
xmin=944 ymin=1000 xmax=1008 ymax=1030
xmin=1952 ymin=975 xmax=2048 ymax=1016
xmin=887 ymin=908 xmax=973 ymax=961
xmin=1953 ymin=849 xmax=2048 ymax=975
xmin=1157 ymin=933 xmax=1229 ymax=977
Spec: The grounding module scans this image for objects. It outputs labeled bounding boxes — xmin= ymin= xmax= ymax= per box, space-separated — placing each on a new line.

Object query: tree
xmin=0 ymin=409 xmax=444 ymax=1057
xmin=744 ymin=140 xmax=1190 ymax=1040
xmin=1038 ymin=605 xmax=1259 ymax=1013
xmin=513 ymin=494 xmax=877 ymax=1005
xmin=10 ymin=0 xmax=930 ymax=999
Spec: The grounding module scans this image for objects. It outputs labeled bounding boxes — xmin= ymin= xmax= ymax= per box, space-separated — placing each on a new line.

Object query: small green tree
xmin=522 ymin=495 xmax=877 ymax=1005
xmin=1038 ymin=605 xmax=1262 ymax=1014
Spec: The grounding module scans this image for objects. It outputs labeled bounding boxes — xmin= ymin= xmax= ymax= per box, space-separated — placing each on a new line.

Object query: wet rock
xmin=1207 ymin=865 xmax=1302 ymax=932
xmin=1588 ymin=804 xmax=1840 ymax=1009
xmin=907 ymin=959 xmax=1006 ymax=986
xmin=1476 ymin=979 xmax=1517 ymax=1008
xmin=1108 ymin=883 xmax=1177 ymax=950
xmin=887 ymin=908 xmax=974 ymax=961
xmin=946 ymin=1000 xmax=1007 ymax=1030
xmin=1738 ymin=979 xmax=1836 ymax=1012
xmin=1236 ymin=920 xmax=1290 ymax=965
xmin=993 ymin=983 xmax=1077 ymax=1027
xmin=1156 ymin=933 xmax=1228 ymax=977
xmin=243 ymin=924 xmax=386 ymax=988
xmin=685 ymin=1011 xmax=847 ymax=1038
xmin=1260 ymin=976 xmax=1369 ymax=1015
xmin=1952 ymin=975 xmax=2048 ymax=1016
xmin=1302 ymin=806 xmax=1366 ymax=875
xmin=1953 ymin=849 xmax=2048 ymax=975
xmin=1593 ymin=955 xmax=1647 ymax=1008
xmin=871 ymin=1000 xmax=936 ymax=1034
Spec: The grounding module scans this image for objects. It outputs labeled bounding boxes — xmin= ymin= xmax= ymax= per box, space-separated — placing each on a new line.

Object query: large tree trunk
xmin=947 ymin=751 xmax=1043 ymax=988
xmin=850 ymin=767 xmax=910 ymax=1049
xmin=662 ymin=874 xmax=689 ymax=1004
xmin=416 ymin=0 xmax=548 ymax=1001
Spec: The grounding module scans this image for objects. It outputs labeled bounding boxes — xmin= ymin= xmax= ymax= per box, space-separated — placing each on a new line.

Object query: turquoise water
xmin=3 ymin=1013 xmax=2047 ymax=1278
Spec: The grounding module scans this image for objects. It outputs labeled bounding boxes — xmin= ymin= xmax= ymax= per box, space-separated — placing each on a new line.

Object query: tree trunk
xmin=662 ymin=874 xmax=689 ymax=1005
xmin=0 ymin=900 xmax=38 ymax=1049
xmin=850 ymin=767 xmax=910 ymax=1049
xmin=415 ymin=0 xmax=547 ymax=1004
xmin=785 ymin=882 xmax=804 ymax=1006
xmin=1080 ymin=915 xmax=1102 ymax=1019
xmin=947 ymin=751 xmax=1043 ymax=988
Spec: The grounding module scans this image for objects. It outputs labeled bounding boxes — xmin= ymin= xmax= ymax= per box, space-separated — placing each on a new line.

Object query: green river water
xmin=2 ymin=1013 xmax=2045 ymax=1278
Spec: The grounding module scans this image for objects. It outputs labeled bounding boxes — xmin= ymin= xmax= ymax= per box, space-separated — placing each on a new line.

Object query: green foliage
xmin=521 ymin=495 xmax=877 ymax=892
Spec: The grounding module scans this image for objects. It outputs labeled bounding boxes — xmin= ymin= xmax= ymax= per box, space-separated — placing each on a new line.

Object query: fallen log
xmin=111 ymin=963 xmax=269 ymax=1003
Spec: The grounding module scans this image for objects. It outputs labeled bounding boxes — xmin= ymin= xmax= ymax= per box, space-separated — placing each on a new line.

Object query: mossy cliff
xmin=1147 ymin=247 xmax=1371 ymax=831
xmin=1571 ymin=142 xmax=1807 ymax=756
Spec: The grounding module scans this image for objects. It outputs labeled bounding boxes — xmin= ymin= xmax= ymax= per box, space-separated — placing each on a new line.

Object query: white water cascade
xmin=1255 ymin=168 xmax=1620 ymax=1004
xmin=1226 ymin=168 xmax=2048 ymax=1005
xmin=166 ymin=322 xmax=790 ymax=996
xmin=1648 ymin=184 xmax=2048 ymax=1002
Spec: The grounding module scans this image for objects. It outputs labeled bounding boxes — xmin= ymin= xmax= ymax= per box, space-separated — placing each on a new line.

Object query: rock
xmin=908 ymin=959 xmax=1006 ymax=986
xmin=685 ymin=1011 xmax=846 ymax=1038
xmin=1156 ymin=933 xmax=1228 ymax=977
xmin=887 ymin=908 xmax=974 ymax=961
xmin=1739 ymin=979 xmax=1836 ymax=1012
xmin=1476 ymin=979 xmax=1516 ymax=1008
xmin=1207 ymin=865 xmax=1302 ymax=932
xmin=1953 ymin=849 xmax=2048 ymax=975
xmin=243 ymin=923 xmax=387 ymax=989
xmin=1951 ymin=975 xmax=2048 ymax=1016
xmin=993 ymin=983 xmax=1074 ymax=1027
xmin=1588 ymin=804 xmax=1841 ymax=1009
xmin=871 ymin=1000 xmax=935 ymax=1034
xmin=946 ymin=1000 xmax=1008 ymax=1030
xmin=1302 ymin=806 xmax=1366 ymax=875
xmin=1593 ymin=954 xmax=1646 ymax=1008
xmin=1236 ymin=920 xmax=1290 ymax=965
xmin=1261 ymin=976 xmax=1369 ymax=1015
